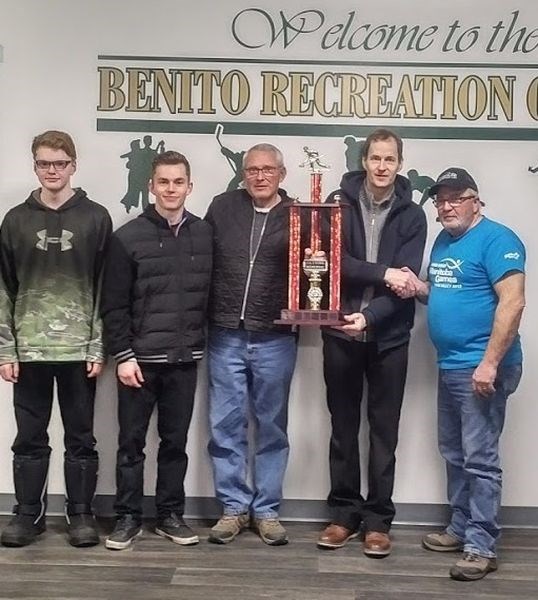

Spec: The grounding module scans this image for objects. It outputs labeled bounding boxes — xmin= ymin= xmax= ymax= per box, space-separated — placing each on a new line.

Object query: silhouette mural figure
xmin=120 ymin=136 xmax=165 ymax=212
xmin=343 ymin=135 xmax=366 ymax=172
xmin=407 ymin=169 xmax=436 ymax=206
xmin=215 ymin=124 xmax=245 ymax=191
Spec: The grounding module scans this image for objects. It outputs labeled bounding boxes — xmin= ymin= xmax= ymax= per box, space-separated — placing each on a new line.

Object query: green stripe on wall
xmin=97 ymin=119 xmax=538 ymax=141
xmin=97 ymin=55 xmax=538 ymax=70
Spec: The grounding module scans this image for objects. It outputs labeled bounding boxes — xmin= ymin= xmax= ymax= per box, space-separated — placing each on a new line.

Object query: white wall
xmin=0 ymin=0 xmax=537 ymax=509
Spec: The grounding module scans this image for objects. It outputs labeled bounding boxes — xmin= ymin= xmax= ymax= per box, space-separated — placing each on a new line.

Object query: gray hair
xmin=243 ymin=143 xmax=285 ymax=169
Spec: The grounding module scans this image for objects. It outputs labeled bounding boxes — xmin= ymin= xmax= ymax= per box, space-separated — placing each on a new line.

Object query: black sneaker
xmin=155 ymin=513 xmax=199 ymax=546
xmin=105 ymin=515 xmax=142 ymax=550
xmin=1 ymin=514 xmax=46 ymax=547
xmin=67 ymin=513 xmax=100 ymax=547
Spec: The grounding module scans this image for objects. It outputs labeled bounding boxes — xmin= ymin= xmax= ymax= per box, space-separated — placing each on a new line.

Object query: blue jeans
xmin=207 ymin=326 xmax=297 ymax=519
xmin=438 ymin=364 xmax=522 ymax=558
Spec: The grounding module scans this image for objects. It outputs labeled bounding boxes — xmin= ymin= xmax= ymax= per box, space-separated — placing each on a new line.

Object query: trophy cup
xmin=275 ymin=147 xmax=345 ymax=326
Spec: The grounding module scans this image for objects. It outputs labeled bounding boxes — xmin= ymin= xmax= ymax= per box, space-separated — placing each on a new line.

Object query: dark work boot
xmin=66 ymin=513 xmax=99 ymax=547
xmin=1 ymin=512 xmax=46 ymax=547
xmin=64 ymin=457 xmax=99 ymax=547
xmin=1 ymin=456 xmax=49 ymax=547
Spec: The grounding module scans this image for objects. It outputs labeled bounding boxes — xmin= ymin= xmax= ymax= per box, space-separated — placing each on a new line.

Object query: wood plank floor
xmin=0 ymin=516 xmax=536 ymax=599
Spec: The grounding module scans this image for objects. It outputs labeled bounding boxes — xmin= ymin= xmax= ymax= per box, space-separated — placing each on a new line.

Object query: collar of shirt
xmin=168 ymin=213 xmax=187 ymax=236
xmin=252 ymin=193 xmax=282 ymax=213
xmin=362 ymin=183 xmax=395 ymax=211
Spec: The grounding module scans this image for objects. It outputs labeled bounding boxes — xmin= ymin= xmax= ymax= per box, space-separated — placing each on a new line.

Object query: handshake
xmin=339 ymin=267 xmax=427 ymax=336
xmin=383 ymin=267 xmax=428 ymax=300
xmin=303 ymin=250 xmax=427 ymax=335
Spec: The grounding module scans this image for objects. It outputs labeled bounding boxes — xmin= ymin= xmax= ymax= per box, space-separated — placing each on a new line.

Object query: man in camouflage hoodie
xmin=0 ymin=130 xmax=112 ymax=548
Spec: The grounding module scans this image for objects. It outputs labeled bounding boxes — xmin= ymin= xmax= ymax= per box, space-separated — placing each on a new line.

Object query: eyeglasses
xmin=243 ymin=166 xmax=279 ymax=178
xmin=34 ymin=160 xmax=72 ymax=171
xmin=432 ymin=194 xmax=476 ymax=208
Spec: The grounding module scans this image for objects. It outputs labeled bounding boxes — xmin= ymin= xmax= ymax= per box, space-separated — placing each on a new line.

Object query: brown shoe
xmin=317 ymin=524 xmax=358 ymax=549
xmin=450 ymin=553 xmax=498 ymax=581
xmin=422 ymin=531 xmax=463 ymax=552
xmin=363 ymin=531 xmax=391 ymax=557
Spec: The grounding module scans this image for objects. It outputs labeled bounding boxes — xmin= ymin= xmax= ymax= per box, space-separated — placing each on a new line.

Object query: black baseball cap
xmin=428 ymin=167 xmax=479 ymax=198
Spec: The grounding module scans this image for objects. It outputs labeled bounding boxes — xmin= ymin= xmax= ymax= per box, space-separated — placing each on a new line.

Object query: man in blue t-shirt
xmin=389 ymin=167 xmax=526 ymax=581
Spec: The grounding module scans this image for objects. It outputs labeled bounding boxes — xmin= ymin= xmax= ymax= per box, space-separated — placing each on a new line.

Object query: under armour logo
xmin=36 ymin=229 xmax=73 ymax=251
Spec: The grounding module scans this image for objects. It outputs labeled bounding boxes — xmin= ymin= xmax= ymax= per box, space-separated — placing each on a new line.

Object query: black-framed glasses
xmin=34 ymin=160 xmax=72 ymax=171
xmin=243 ymin=166 xmax=279 ymax=178
xmin=432 ymin=194 xmax=477 ymax=208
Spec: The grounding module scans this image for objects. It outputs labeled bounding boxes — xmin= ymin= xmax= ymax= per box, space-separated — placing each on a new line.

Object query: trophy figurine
xmin=275 ymin=147 xmax=345 ymax=326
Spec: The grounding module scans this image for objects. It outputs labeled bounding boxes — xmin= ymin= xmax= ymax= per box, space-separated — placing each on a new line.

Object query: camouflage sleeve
xmin=86 ymin=270 xmax=105 ymax=362
xmin=86 ymin=210 xmax=113 ymax=363
xmin=0 ymin=219 xmax=18 ymax=364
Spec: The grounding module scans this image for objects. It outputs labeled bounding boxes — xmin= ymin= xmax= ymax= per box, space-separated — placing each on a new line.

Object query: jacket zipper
xmin=369 ymin=212 xmax=376 ymax=261
xmin=239 ymin=212 xmax=269 ymax=320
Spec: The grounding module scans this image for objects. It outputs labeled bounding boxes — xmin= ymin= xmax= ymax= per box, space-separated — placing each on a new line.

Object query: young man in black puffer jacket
xmin=101 ymin=151 xmax=212 ymax=550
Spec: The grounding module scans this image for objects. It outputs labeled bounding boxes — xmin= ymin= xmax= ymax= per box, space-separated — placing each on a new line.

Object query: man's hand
xmin=337 ymin=312 xmax=367 ymax=335
xmin=0 ymin=362 xmax=19 ymax=383
xmin=472 ymin=361 xmax=497 ymax=397
xmin=386 ymin=266 xmax=430 ymax=301
xmin=86 ymin=362 xmax=103 ymax=378
xmin=304 ymin=248 xmax=326 ymax=259
xmin=384 ymin=267 xmax=417 ymax=297
xmin=117 ymin=360 xmax=145 ymax=388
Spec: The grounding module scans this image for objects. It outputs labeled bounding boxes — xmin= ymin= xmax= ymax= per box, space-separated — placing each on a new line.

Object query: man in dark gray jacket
xmin=317 ymin=129 xmax=427 ymax=557
xmin=205 ymin=143 xmax=297 ymax=546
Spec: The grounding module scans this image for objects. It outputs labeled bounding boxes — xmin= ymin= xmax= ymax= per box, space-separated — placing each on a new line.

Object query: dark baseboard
xmin=0 ymin=494 xmax=536 ymax=528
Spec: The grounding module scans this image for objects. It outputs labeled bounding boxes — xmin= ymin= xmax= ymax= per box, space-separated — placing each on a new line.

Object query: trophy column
xmin=275 ymin=148 xmax=345 ymax=326
xmin=288 ymin=205 xmax=301 ymax=312
xmin=329 ymin=199 xmax=342 ymax=312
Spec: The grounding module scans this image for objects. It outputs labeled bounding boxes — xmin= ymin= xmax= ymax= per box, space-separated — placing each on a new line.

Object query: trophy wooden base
xmin=275 ymin=309 xmax=346 ymax=326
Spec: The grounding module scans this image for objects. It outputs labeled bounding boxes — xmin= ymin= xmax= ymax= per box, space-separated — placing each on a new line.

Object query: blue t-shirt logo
xmin=429 ymin=258 xmax=464 ymax=289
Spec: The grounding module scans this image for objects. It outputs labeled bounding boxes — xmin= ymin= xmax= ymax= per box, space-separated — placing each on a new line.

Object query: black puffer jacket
xmin=205 ymin=188 xmax=292 ymax=333
xmin=324 ymin=171 xmax=427 ymax=352
xmin=101 ymin=205 xmax=212 ymax=363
